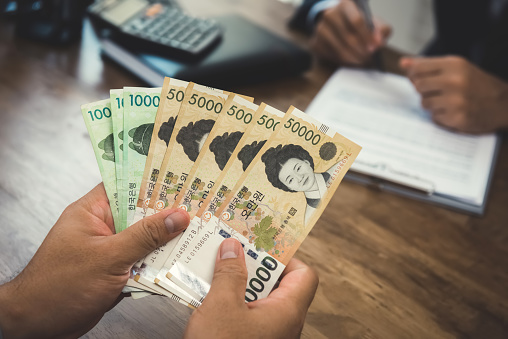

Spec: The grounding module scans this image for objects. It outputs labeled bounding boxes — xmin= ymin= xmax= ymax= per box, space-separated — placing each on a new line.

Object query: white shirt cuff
xmin=307 ymin=0 xmax=340 ymax=31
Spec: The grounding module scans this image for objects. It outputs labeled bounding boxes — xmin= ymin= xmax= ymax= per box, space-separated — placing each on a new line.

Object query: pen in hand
xmin=352 ymin=0 xmax=385 ymax=71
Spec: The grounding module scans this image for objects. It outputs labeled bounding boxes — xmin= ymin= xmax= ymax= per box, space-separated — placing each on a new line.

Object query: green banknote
xmin=123 ymin=87 xmax=162 ymax=228
xmin=111 ymin=89 xmax=148 ymax=286
xmin=81 ymin=99 xmax=119 ymax=227
xmin=110 ymin=89 xmax=126 ymax=232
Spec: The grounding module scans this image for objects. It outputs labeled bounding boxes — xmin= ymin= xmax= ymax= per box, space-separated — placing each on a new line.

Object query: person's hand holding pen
xmin=310 ymin=0 xmax=391 ymax=67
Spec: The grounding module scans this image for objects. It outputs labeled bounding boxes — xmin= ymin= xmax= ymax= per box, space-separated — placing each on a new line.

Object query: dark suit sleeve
xmin=423 ymin=0 xmax=490 ymax=59
xmin=289 ymin=0 xmax=322 ymax=33
xmin=423 ymin=0 xmax=508 ymax=81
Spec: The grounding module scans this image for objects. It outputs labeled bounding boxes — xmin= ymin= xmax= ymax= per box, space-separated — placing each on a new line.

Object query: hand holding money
xmin=184 ymin=238 xmax=318 ymax=339
xmin=0 ymin=184 xmax=190 ymax=339
xmin=0 ymin=186 xmax=316 ymax=338
xmin=0 ymin=77 xmax=360 ymax=337
xmin=80 ymin=78 xmax=360 ymax=307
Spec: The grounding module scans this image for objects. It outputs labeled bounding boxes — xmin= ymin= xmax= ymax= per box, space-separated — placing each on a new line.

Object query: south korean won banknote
xmin=147 ymin=83 xmax=234 ymax=215
xmin=133 ymin=77 xmax=189 ymax=225
xmin=119 ymin=85 xmax=194 ymax=300
xmin=167 ymin=106 xmax=361 ymax=303
xmin=129 ymin=78 xmax=187 ymax=272
xmin=154 ymin=103 xmax=287 ymax=291
xmin=122 ymin=87 xmax=161 ymax=230
xmin=174 ymin=94 xmax=261 ymax=216
xmin=110 ymin=89 xmax=149 ymax=292
xmin=83 ymin=98 xmax=150 ymax=294
xmin=110 ymin=89 xmax=126 ymax=232
xmin=133 ymin=84 xmax=235 ymax=304
xmin=81 ymin=99 xmax=119 ymax=227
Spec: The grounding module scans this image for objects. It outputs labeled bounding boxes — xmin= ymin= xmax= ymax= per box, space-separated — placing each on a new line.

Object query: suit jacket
xmin=290 ymin=0 xmax=508 ymax=81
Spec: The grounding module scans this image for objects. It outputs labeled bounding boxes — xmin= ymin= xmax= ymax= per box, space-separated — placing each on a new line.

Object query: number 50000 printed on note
xmin=167 ymin=106 xmax=361 ymax=303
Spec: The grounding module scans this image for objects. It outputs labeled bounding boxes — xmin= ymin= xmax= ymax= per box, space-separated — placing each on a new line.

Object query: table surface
xmin=1 ymin=1 xmax=507 ymax=338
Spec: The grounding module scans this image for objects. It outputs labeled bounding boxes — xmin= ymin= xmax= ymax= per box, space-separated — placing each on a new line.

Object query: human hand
xmin=0 ymin=183 xmax=190 ymax=339
xmin=184 ymin=238 xmax=319 ymax=339
xmin=400 ymin=56 xmax=508 ymax=133
xmin=311 ymin=0 xmax=391 ymax=66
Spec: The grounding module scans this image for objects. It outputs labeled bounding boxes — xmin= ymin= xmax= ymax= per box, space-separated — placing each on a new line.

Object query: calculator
xmin=87 ymin=0 xmax=222 ymax=58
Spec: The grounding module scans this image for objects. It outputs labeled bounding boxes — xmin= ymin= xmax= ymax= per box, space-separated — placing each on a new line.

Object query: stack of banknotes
xmin=81 ymin=78 xmax=361 ymax=307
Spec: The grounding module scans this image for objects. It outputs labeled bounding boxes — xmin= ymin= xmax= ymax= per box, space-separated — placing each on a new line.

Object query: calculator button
xmin=186 ymin=34 xmax=200 ymax=45
xmin=176 ymin=30 xmax=192 ymax=42
xmin=121 ymin=5 xmax=222 ymax=56
xmin=169 ymin=40 xmax=181 ymax=48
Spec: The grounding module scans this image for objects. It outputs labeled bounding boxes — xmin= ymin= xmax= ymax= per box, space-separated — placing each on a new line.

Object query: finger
xmin=77 ymin=183 xmax=115 ymax=232
xmin=311 ymin=22 xmax=343 ymax=63
xmin=413 ymin=75 xmax=448 ymax=96
xmin=421 ymin=94 xmax=447 ymax=111
xmin=341 ymin=1 xmax=373 ymax=52
xmin=106 ymin=293 xmax=126 ymax=311
xmin=111 ymin=208 xmax=190 ymax=266
xmin=82 ymin=182 xmax=109 ymax=202
xmin=319 ymin=20 xmax=365 ymax=65
xmin=248 ymin=259 xmax=318 ymax=334
xmin=400 ymin=57 xmax=445 ymax=79
xmin=429 ymin=94 xmax=469 ymax=131
xmin=204 ymin=238 xmax=248 ymax=307
xmin=373 ymin=18 xmax=391 ymax=45
xmin=263 ymin=258 xmax=319 ymax=312
xmin=399 ymin=56 xmax=413 ymax=71
xmin=431 ymin=109 xmax=461 ymax=130
xmin=311 ymin=34 xmax=336 ymax=63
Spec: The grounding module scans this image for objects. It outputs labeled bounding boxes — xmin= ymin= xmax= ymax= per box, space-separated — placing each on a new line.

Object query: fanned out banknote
xmin=81 ymin=78 xmax=361 ymax=305
xmin=81 ymin=99 xmax=120 ymax=228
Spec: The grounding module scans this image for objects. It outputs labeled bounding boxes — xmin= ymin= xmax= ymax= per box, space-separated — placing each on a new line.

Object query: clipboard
xmin=345 ymin=130 xmax=501 ymax=216
xmin=306 ymin=68 xmax=502 ymax=216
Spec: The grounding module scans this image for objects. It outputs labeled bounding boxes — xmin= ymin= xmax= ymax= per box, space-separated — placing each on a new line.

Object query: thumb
xmin=399 ymin=56 xmax=415 ymax=71
xmin=373 ymin=19 xmax=391 ymax=46
xmin=112 ymin=209 xmax=190 ymax=266
xmin=204 ymin=238 xmax=248 ymax=307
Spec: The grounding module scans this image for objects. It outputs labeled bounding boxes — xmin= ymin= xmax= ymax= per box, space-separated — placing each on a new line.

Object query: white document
xmin=306 ymin=69 xmax=499 ymax=208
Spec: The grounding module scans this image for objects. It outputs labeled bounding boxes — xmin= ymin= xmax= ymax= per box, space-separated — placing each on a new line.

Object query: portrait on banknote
xmin=174 ymin=95 xmax=260 ymax=216
xmin=209 ymin=131 xmax=244 ymax=170
xmin=237 ymin=140 xmax=266 ymax=171
xmin=216 ymin=106 xmax=361 ymax=264
xmin=135 ymin=78 xmax=189 ymax=218
xmin=196 ymin=103 xmax=285 ymax=220
xmin=158 ymin=116 xmax=177 ymax=146
xmin=261 ymin=142 xmax=344 ymax=225
xmin=176 ymin=119 xmax=215 ymax=162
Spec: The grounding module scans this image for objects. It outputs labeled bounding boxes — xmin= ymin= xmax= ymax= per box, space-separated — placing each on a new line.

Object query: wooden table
xmin=1 ymin=1 xmax=507 ymax=338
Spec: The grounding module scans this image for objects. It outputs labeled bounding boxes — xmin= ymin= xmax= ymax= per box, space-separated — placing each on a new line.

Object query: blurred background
xmin=1 ymin=1 xmax=507 ymax=339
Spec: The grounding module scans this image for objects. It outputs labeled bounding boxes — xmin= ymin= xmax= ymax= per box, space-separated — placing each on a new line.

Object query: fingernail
xmin=368 ymin=44 xmax=377 ymax=52
xmin=164 ymin=211 xmax=188 ymax=233
xmin=220 ymin=238 xmax=239 ymax=260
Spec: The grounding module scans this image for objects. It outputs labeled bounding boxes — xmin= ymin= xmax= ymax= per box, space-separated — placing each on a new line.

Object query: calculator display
xmin=91 ymin=0 xmax=149 ymax=26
